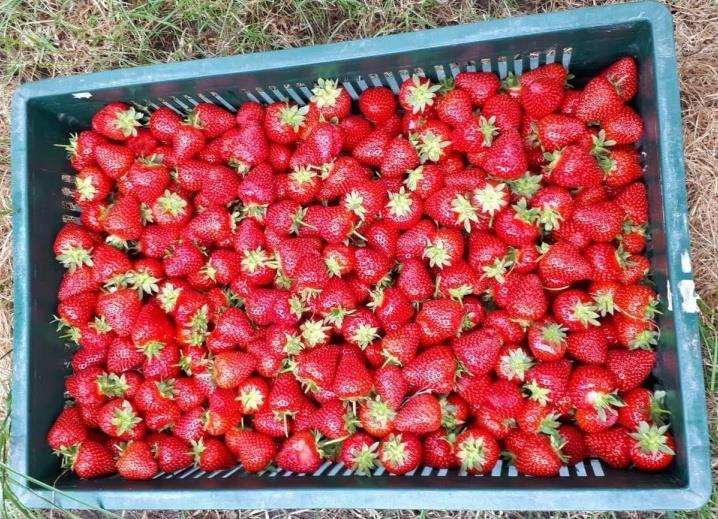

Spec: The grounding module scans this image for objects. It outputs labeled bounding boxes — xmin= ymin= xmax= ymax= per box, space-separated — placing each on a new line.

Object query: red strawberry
xmin=576 ymin=76 xmax=624 ymax=123
xmin=398 ymin=75 xmax=440 ymax=114
xmin=455 ymin=72 xmax=500 ymax=107
xmin=618 ymin=388 xmax=667 ymax=430
xmin=603 ymin=106 xmax=643 ymax=144
xmin=394 ymin=393 xmax=442 ymax=435
xmin=380 ymin=136 xmax=419 ymax=179
xmin=478 ymin=130 xmax=527 ymax=180
xmin=545 ymin=145 xmax=603 ymax=188
xmin=520 ymin=77 xmax=564 ymax=118
xmin=423 ymin=226 xmax=464 ymax=268
xmin=219 ymin=123 xmax=269 ymax=172
xmin=235 ymin=101 xmax=265 ymax=125
xmin=189 ymin=103 xmax=235 ymax=139
xmin=358 ymin=397 xmax=396 ymax=438
xmin=93 ymin=140 xmax=134 ymax=179
xmin=538 ymin=241 xmax=592 ymax=289
xmin=225 ymin=428 xmax=277 ymax=473
xmin=435 ymin=88 xmax=474 ymax=127
xmin=527 ymin=320 xmax=567 ymax=362
xmin=212 ymin=351 xmax=256 ymax=389
xmin=378 ymin=432 xmax=422 ymax=475
xmin=552 ymin=289 xmax=600 ymax=332
xmin=585 ymin=426 xmax=632 ymax=469
xmin=524 ymin=359 xmax=572 ymax=407
xmin=606 ymin=348 xmax=655 ymax=391
xmin=192 ymin=437 xmax=235 ymax=471
xmin=340 ymin=432 xmax=379 ymax=474
xmin=537 ymin=114 xmax=586 ymax=151
xmin=276 ymin=431 xmax=323 ymax=473
xmin=414 ymin=299 xmax=463 ymax=345
xmin=92 ymin=102 xmax=143 ymax=141
xmin=382 ymin=189 xmax=423 ymax=230
xmin=494 ymin=272 xmax=548 ymax=322
xmin=117 ymin=440 xmax=158 ymax=480
xmin=452 ymin=327 xmax=503 ymax=377
xmin=483 ymin=94 xmax=522 ymax=131
xmin=455 ymin=427 xmax=500 ymax=474
xmin=156 ymin=434 xmax=193 ymax=473
xmin=65 ymin=440 xmax=117 ymax=479
xmin=332 ymin=346 xmax=373 ymax=400
xmin=509 ymin=431 xmax=564 ymax=477
xmin=629 ymin=422 xmax=675 ymax=472
xmin=358 ymin=87 xmax=397 ymax=125
xmin=354 ymin=247 xmax=392 ymax=285
xmin=602 ymin=57 xmax=638 ymax=101
xmin=567 ymin=327 xmax=609 ymax=365
xmin=47 ymin=407 xmax=88 ymax=451
xmin=558 ymin=424 xmax=587 ymax=465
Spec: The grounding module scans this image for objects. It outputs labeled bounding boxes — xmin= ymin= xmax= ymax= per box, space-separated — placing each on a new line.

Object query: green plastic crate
xmin=10 ymin=0 xmax=711 ymax=511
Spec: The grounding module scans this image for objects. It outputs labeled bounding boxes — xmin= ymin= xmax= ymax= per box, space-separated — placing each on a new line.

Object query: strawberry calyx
xmin=507 ymin=172 xmax=543 ymax=199
xmin=538 ymin=412 xmax=561 ymax=436
xmin=439 ymin=396 xmax=464 ymax=430
xmin=158 ymin=282 xmax=182 ymax=313
xmin=280 ymin=103 xmax=310 ymax=131
xmin=111 ymin=400 xmax=142 ymax=436
xmin=237 ymin=385 xmax=266 ymax=413
xmin=97 ymin=372 xmax=130 ymax=398
xmin=412 ymin=131 xmax=450 ymax=163
xmin=129 ymin=270 xmax=160 ymax=295
xmin=311 ymin=78 xmax=342 ymax=109
xmin=456 ymin=434 xmax=488 ymax=472
xmin=351 ymin=324 xmax=380 ymax=350
xmin=630 ymin=328 xmax=659 ymax=350
xmin=473 ymin=182 xmax=508 ymax=215
xmin=478 ymin=115 xmax=499 ymax=147
xmin=447 ymin=284 xmax=473 ymax=302
xmin=290 ymin=166 xmax=316 ymax=187
xmin=524 ymin=380 xmax=551 ymax=406
xmin=404 ymin=166 xmax=424 ymax=192
xmin=186 ymin=305 xmax=209 ymax=347
xmin=283 ymin=332 xmax=304 ymax=356
xmin=139 ymin=340 xmax=166 ymax=360
xmin=380 ymin=433 xmax=409 ymax=466
xmin=54 ymin=317 xmax=81 ymax=344
xmin=75 ymin=175 xmax=98 ymax=202
xmin=241 ymin=247 xmax=275 ymax=274
xmin=113 ymin=107 xmax=144 ymax=137
xmin=423 ymin=237 xmax=453 ymax=269
xmin=366 ymin=396 xmax=396 ymax=427
xmin=498 ymin=347 xmax=535 ymax=381
xmin=405 ymin=75 xmax=441 ymax=114
xmin=512 ymin=198 xmax=540 ymax=225
xmin=571 ymin=300 xmax=601 ymax=327
xmin=501 ymin=72 xmax=521 ymax=94
xmin=57 ymin=133 xmax=79 ymax=160
xmin=156 ymin=190 xmax=188 ymax=217
xmin=450 ymin=192 xmax=480 ymax=232
xmin=299 ymin=319 xmax=330 ymax=348
xmin=590 ymin=129 xmax=617 ymax=159
xmin=349 ymin=441 xmax=380 ymax=475
xmin=590 ymin=391 xmax=624 ymax=420
xmin=344 ymin=190 xmax=368 ymax=220
xmin=481 ymin=256 xmax=512 ymax=284
xmin=592 ymin=288 xmax=615 ymax=316
xmin=649 ymin=390 xmax=670 ymax=425
xmin=386 ymin=188 xmax=415 ymax=218
xmin=56 ymin=245 xmax=94 ymax=271
xmin=629 ymin=421 xmax=675 ymax=456
xmin=541 ymin=322 xmax=568 ymax=347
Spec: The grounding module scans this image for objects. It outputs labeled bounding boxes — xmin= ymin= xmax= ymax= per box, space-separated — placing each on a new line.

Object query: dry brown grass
xmin=0 ymin=0 xmax=716 ymax=516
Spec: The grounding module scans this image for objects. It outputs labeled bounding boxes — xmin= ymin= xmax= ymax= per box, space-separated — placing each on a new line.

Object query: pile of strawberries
xmin=48 ymin=56 xmax=676 ymax=481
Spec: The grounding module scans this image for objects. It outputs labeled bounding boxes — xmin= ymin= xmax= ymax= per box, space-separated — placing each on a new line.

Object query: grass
xmin=0 ymin=0 xmax=716 ymax=517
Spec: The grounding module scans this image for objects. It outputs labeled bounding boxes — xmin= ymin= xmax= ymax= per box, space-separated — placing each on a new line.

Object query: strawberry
xmin=225 ymin=428 xmax=277 ymax=473
xmin=354 ymin=247 xmax=392 ymax=285
xmin=478 ymin=130 xmax=527 ymax=180
xmin=398 ymin=75 xmax=440 ymax=114
xmin=484 ymin=310 xmax=525 ymax=344
xmin=615 ymin=182 xmax=649 ymax=225
xmin=493 ymin=201 xmax=540 ymax=247
xmin=552 ymin=289 xmax=600 ymax=332
xmin=568 ymin=365 xmax=621 ymax=418
xmin=95 ymin=288 xmax=141 ymax=337
xmin=117 ymin=440 xmax=158 ymax=480
xmin=358 ymin=397 xmax=396 ymax=438
xmin=380 ymin=136 xmax=420 ymax=178
xmin=358 ymin=87 xmax=397 ymax=125
xmin=92 ymin=102 xmax=143 ymax=141
xmin=483 ymin=94 xmax=522 ymax=131
xmin=629 ymin=422 xmax=675 ymax=472
xmin=606 ymin=348 xmax=655 ymax=391
xmin=494 ymin=272 xmax=548 ymax=322
xmin=401 ymin=344 xmax=455 ymax=394
xmin=422 ymin=429 xmax=457 ymax=469
xmin=509 ymin=431 xmax=564 ymax=477
xmin=544 ymin=145 xmax=603 ymax=188
xmin=235 ymin=101 xmax=265 ymax=125
xmin=332 ymin=346 xmax=373 ymax=400
xmin=575 ymin=406 xmax=619 ymax=433
xmin=519 ymin=76 xmax=564 ymax=118
xmin=192 ymin=437 xmax=235 ymax=471
xmin=558 ymin=424 xmax=587 ymax=465
xmin=435 ymin=87 xmax=474 ymax=127
xmin=93 ymin=139 xmax=134 ymax=179
xmin=276 ymin=431 xmax=323 ymax=473
xmin=538 ymin=241 xmax=592 ymax=289
xmin=571 ymin=201 xmax=623 ymax=242
xmin=567 ymin=327 xmax=609 ymax=365
xmin=517 ymin=399 xmax=560 ymax=435
xmin=423 ymin=226 xmax=464 ymax=268
xmin=601 ymin=57 xmax=638 ymax=101
xmin=396 ymin=258 xmax=434 ymax=302
xmin=585 ymin=426 xmax=632 ymax=469
xmin=378 ymin=432 xmax=422 ymax=475
xmin=336 ymin=432 xmax=377 ymax=474
xmin=404 ymin=164 xmax=444 ymax=199
xmin=537 ymin=114 xmax=586 ymax=151
xmin=455 ymin=427 xmax=500 ymax=475
xmin=339 ymin=115 xmax=374 ymax=152
xmin=47 ymin=407 xmax=88 ymax=451
xmin=603 ymin=106 xmax=643 ymax=144
xmin=600 ymin=146 xmax=642 ymax=188
xmin=455 ymin=72 xmax=500 ymax=107
xmin=188 ymin=103 xmax=235 ymax=139
xmin=64 ymin=440 xmax=117 ymax=479
xmin=97 ymin=398 xmax=145 ymax=440
xmin=413 ymin=299 xmax=461 ymax=345
xmin=394 ymin=393 xmax=442 ymax=435
xmin=219 ymin=123 xmax=269 ymax=172
xmin=212 ymin=351 xmax=256 ymax=389
xmin=524 ymin=359 xmax=572 ymax=407
xmin=382 ymin=189 xmax=423 ymax=230
xmin=311 ymin=399 xmax=358 ymax=439
xmin=496 ymin=345 xmax=534 ymax=383
xmin=618 ymin=388 xmax=667 ymax=430
xmin=155 ymin=434 xmax=194 ymax=473
xmin=527 ymin=320 xmax=568 ymax=362
xmin=62 ymin=130 xmax=106 ymax=170
xmin=576 ymin=76 xmax=624 ymax=123
xmin=310 ymin=78 xmax=351 ymax=119
xmin=452 ymin=327 xmax=503 ymax=377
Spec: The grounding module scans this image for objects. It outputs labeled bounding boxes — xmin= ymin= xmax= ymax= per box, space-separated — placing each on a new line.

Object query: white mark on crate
xmin=243 ymin=90 xmax=260 ymax=103
xmin=590 ymin=459 xmax=605 ymax=477
xmin=153 ymin=471 xmax=166 ymax=479
xmin=437 ymin=468 xmax=447 ymax=477
xmin=678 ymin=279 xmax=699 ymax=313
xmin=507 ymin=464 xmax=518 ymax=477
xmin=480 ymin=58 xmax=492 ymax=72
xmin=574 ymin=461 xmax=587 ymax=477
xmin=328 ymin=462 xmax=345 ymax=476
xmin=313 ymin=460 xmax=332 ymax=476
xmin=373 ymin=466 xmax=385 ymax=476
xmin=398 ymin=69 xmax=411 ymax=82
xmin=545 ymin=48 xmax=557 ymax=64
xmin=384 ymin=72 xmax=400 ymax=93
xmin=434 ymin=65 xmax=446 ymax=82
xmin=177 ymin=467 xmax=198 ymax=479
xmin=170 ymin=96 xmax=191 ymax=112
xmin=497 ymin=57 xmax=508 ymax=79
xmin=255 ymin=88 xmax=275 ymax=104
xmin=297 ymin=84 xmax=314 ymax=100
xmin=282 ymin=470 xmax=293 ymax=477
xmin=342 ymin=81 xmax=359 ymax=100
xmin=368 ymin=73 xmax=383 ymax=87
xmin=448 ymin=63 xmax=461 ymax=78
xmin=514 ymin=57 xmax=524 ymax=76
xmin=421 ymin=466 xmax=432 ymax=476
xmin=354 ymin=76 xmax=369 ymax=92
xmin=681 ymin=250 xmax=693 ymax=273
xmin=562 ymin=47 xmax=573 ymax=69
xmin=210 ymin=92 xmax=237 ymax=111
xmin=667 ymin=280 xmax=673 ymax=311
xmin=343 ymin=467 xmax=354 ymax=476
xmin=466 ymin=60 xmax=477 ymax=72
xmin=72 ymin=92 xmax=92 ymax=99
xmin=405 ymin=468 xmax=417 ymax=476
xmin=491 ymin=460 xmax=502 ymax=477
xmin=206 ymin=470 xmax=223 ymax=479
xmin=458 ymin=466 xmax=467 ymax=477
xmin=285 ymin=85 xmax=307 ymax=105
xmin=267 ymin=86 xmax=287 ymax=102
xmin=559 ymin=466 xmax=569 ymax=477
xmin=222 ymin=465 xmax=244 ymax=478
xmin=414 ymin=67 xmax=426 ymax=78
xmin=268 ymin=467 xmax=281 ymax=477
xmin=529 ymin=51 xmax=540 ymax=70
xmin=183 ymin=95 xmax=200 ymax=107
xmin=192 ymin=470 xmax=207 ymax=479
